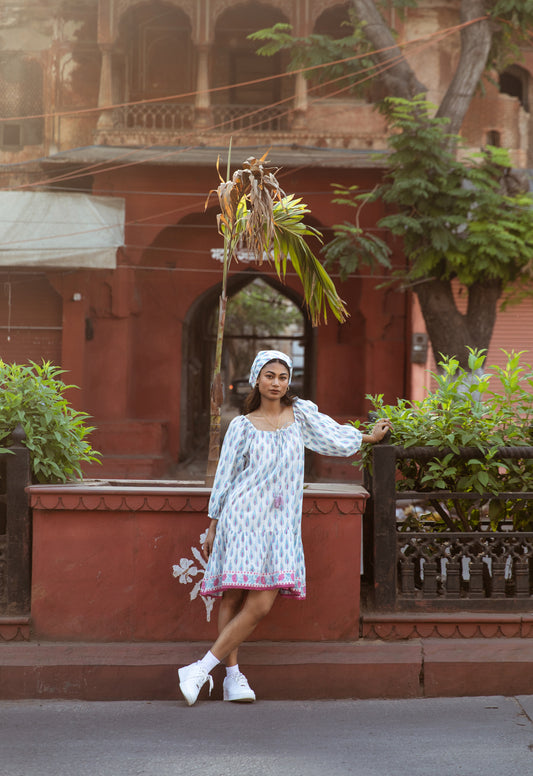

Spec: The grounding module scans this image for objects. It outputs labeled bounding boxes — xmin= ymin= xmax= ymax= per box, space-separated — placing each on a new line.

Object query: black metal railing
xmin=367 ymin=444 xmax=533 ymax=612
xmin=0 ymin=424 xmax=31 ymax=614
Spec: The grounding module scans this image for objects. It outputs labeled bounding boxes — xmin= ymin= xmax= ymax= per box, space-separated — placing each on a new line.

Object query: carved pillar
xmin=292 ymin=71 xmax=308 ymax=129
xmin=194 ymin=44 xmax=212 ymax=128
xmin=97 ymin=44 xmax=115 ymax=130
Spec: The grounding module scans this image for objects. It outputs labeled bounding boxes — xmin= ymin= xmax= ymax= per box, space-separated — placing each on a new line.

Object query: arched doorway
xmin=181 ymin=270 xmax=314 ymax=461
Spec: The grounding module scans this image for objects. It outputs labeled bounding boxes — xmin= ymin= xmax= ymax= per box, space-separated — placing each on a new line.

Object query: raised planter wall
xmin=28 ymin=482 xmax=367 ymax=643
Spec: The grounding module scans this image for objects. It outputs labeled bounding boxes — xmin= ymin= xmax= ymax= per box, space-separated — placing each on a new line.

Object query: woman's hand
xmin=362 ymin=418 xmax=393 ymax=444
xmin=202 ymin=519 xmax=218 ymax=562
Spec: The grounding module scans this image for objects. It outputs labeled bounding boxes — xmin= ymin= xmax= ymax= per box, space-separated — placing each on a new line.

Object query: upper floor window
xmin=213 ymin=3 xmax=289 ymax=107
xmin=499 ymin=65 xmax=530 ymax=112
xmin=0 ymin=55 xmax=43 ymax=149
xmin=118 ymin=2 xmax=193 ymax=101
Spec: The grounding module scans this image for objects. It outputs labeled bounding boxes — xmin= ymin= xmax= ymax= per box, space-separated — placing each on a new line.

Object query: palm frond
xmin=271 ymin=196 xmax=348 ymax=324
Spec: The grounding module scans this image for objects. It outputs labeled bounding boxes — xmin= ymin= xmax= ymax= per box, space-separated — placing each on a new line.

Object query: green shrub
xmin=355 ymin=349 xmax=533 ymax=530
xmin=0 ymin=360 xmax=100 ymax=482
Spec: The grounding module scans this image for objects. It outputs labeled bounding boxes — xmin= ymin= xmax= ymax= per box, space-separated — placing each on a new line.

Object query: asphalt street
xmin=1 ymin=696 xmax=533 ymax=776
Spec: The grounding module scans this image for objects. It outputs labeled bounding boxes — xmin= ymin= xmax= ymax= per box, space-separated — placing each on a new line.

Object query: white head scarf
xmin=248 ymin=350 xmax=293 ymax=387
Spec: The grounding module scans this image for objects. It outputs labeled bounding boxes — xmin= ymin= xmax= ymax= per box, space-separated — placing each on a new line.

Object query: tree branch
xmin=351 ymin=0 xmax=427 ymax=99
xmin=436 ymin=0 xmax=492 ymax=134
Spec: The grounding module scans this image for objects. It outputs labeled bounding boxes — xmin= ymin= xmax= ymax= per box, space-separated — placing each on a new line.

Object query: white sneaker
xmin=178 ymin=662 xmax=214 ymax=706
xmin=223 ymin=671 xmax=256 ymax=703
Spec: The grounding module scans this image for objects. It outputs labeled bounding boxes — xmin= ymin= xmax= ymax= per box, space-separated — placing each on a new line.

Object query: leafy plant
xmin=323 ymin=96 xmax=533 ymax=368
xmin=355 ymin=349 xmax=533 ymax=530
xmin=0 ymin=360 xmax=100 ymax=482
xmin=205 ymin=150 xmax=348 ymax=485
xmin=248 ymin=17 xmax=376 ymax=98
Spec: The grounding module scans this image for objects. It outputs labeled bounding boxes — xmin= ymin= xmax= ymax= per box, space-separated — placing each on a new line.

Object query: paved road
xmin=2 ymin=696 xmax=533 ymax=776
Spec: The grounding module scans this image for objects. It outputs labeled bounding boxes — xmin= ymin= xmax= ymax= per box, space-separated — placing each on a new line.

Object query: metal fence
xmin=367 ymin=444 xmax=533 ymax=612
xmin=0 ymin=425 xmax=31 ymax=614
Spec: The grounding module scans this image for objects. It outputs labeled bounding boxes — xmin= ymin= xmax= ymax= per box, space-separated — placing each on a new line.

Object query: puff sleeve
xmin=207 ymin=415 xmax=249 ymax=520
xmin=293 ymin=398 xmax=362 ymax=457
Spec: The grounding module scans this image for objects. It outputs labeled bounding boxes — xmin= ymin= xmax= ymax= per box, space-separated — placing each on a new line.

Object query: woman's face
xmin=257 ymin=361 xmax=290 ymax=399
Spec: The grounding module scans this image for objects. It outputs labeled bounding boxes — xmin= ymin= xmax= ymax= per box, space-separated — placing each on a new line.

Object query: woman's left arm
xmin=361 ymin=418 xmax=393 ymax=444
xmin=294 ymin=399 xmax=392 ymax=457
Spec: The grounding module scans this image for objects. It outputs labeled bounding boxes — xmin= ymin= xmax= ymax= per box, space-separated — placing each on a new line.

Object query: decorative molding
xmin=28 ymin=487 xmax=366 ymax=515
xmin=211 ymin=0 xmax=293 ymax=27
xmin=309 ymin=0 xmax=348 ymax=26
xmin=113 ymin=0 xmax=197 ymax=43
xmin=29 ymin=490 xmax=210 ymax=513
xmin=0 ymin=617 xmax=31 ymax=642
xmin=361 ymin=614 xmax=533 ymax=640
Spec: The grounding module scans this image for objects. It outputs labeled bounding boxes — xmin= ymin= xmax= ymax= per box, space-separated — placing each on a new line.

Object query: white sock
xmin=226 ymin=663 xmax=240 ymax=678
xmin=197 ymin=650 xmax=220 ymax=674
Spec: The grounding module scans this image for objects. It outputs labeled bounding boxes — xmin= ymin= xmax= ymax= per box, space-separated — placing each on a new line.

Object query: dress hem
xmin=200 ymin=583 xmax=306 ymax=600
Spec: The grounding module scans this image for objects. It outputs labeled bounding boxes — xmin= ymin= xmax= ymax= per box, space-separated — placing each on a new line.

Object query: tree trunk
xmin=435 ymin=0 xmax=492 ymax=135
xmin=415 ymin=277 xmax=502 ymax=369
xmin=205 ymin=292 xmax=227 ymax=488
xmin=353 ymin=0 xmax=493 ymax=135
xmin=351 ymin=0 xmax=427 ymax=99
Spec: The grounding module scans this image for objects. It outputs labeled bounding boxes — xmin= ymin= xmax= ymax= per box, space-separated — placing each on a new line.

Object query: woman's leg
xmin=218 ymin=589 xmax=246 ymax=667
xmin=210 ymin=589 xmax=278 ymax=663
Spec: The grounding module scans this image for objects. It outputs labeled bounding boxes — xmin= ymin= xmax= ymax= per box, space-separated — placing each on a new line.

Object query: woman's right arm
xmin=204 ymin=416 xmax=248 ymax=555
xmin=202 ymin=518 xmax=218 ymax=561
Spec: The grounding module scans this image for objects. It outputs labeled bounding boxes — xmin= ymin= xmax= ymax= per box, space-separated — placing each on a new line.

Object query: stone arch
xmin=313 ymin=2 xmax=352 ymax=36
xmin=180 ymin=268 xmax=315 ymax=459
xmin=116 ymin=1 xmax=194 ymax=101
xmin=211 ymin=0 xmax=296 ymax=29
xmin=114 ymin=0 xmax=197 ymax=42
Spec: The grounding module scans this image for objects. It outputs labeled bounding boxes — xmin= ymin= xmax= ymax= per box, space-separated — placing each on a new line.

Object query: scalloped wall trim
xmin=362 ymin=614 xmax=533 ymax=640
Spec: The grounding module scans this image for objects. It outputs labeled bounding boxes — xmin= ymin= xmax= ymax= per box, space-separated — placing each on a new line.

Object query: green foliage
xmin=0 ymin=360 xmax=100 ymax=483
xmin=324 ymin=184 xmax=392 ymax=280
xmin=356 ymin=350 xmax=533 ymax=530
xmin=225 ymin=279 xmax=301 ymax=337
xmin=324 ymin=96 xmax=533 ymax=288
xmin=248 ymin=18 xmax=375 ymax=97
xmin=488 ymin=1 xmax=533 ymax=72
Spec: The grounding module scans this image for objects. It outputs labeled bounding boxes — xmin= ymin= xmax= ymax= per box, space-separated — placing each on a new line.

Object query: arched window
xmin=499 ymin=65 xmax=530 ymax=112
xmin=0 ymin=56 xmax=43 ymax=148
xmin=212 ymin=2 xmax=289 ymax=130
xmin=118 ymin=2 xmax=193 ymax=101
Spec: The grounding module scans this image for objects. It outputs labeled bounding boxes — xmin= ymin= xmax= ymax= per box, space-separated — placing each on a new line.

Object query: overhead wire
xmin=3 ymin=16 xmax=464 ymax=200
xmin=1 ymin=13 xmax=485 ymax=189
xmin=0 ymin=15 xmax=486 ymax=254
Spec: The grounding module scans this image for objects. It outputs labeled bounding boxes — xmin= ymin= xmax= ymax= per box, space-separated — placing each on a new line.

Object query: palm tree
xmin=205 ymin=152 xmax=348 ymax=485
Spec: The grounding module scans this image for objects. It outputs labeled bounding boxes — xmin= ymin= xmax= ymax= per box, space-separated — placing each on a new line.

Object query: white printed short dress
xmin=200 ymin=398 xmax=362 ymax=600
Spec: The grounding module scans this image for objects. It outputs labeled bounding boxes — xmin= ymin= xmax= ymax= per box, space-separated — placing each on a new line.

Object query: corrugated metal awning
xmin=0 ymin=191 xmax=125 ymax=269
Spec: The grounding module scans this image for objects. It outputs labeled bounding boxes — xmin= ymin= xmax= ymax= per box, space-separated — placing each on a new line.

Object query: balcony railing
xmin=211 ymin=104 xmax=287 ymax=132
xmin=112 ymin=102 xmax=195 ymax=132
xmin=109 ymin=102 xmax=287 ymax=133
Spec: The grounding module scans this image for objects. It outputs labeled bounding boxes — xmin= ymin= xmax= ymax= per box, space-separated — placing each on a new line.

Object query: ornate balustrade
xmin=211 ymin=104 xmax=287 ymax=132
xmin=367 ymin=445 xmax=533 ymax=612
xmin=112 ymin=102 xmax=195 ymax=131
xmin=108 ymin=102 xmax=288 ymax=133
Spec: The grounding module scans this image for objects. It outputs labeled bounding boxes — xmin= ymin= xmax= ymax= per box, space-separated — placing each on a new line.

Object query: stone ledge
xmin=2 ymin=639 xmax=533 ymax=700
xmin=423 ymin=638 xmax=533 ymax=697
xmin=0 ymin=641 xmax=420 ymax=701
xmin=362 ymin=612 xmax=533 ymax=640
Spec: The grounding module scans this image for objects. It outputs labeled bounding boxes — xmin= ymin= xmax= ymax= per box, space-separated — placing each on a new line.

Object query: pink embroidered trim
xmin=200 ymin=582 xmax=306 ymax=600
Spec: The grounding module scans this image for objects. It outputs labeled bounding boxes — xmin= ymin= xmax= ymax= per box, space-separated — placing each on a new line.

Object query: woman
xmin=178 ymin=349 xmax=392 ymax=705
